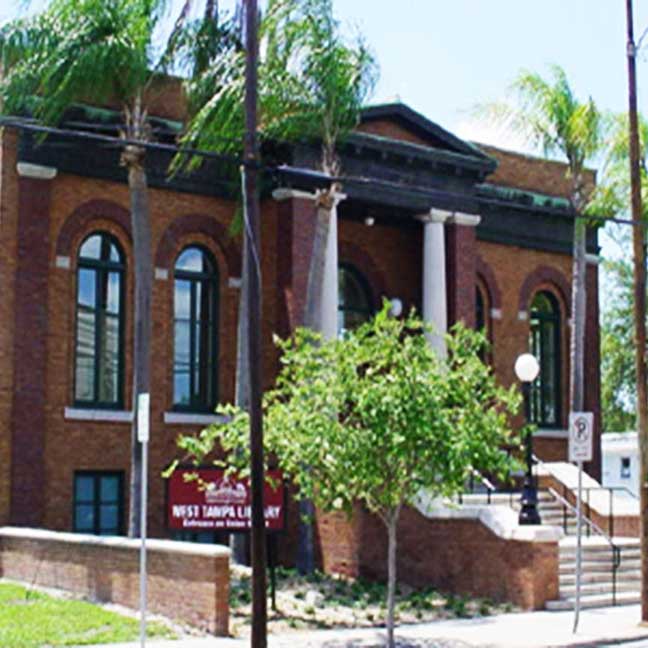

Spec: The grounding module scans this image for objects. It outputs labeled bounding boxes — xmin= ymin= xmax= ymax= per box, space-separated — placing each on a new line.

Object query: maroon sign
xmin=167 ymin=468 xmax=285 ymax=532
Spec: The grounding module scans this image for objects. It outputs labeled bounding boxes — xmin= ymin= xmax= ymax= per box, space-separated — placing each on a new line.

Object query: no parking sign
xmin=568 ymin=412 xmax=593 ymax=463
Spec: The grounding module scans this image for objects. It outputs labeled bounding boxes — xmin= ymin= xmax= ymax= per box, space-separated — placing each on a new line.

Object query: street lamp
xmin=514 ymin=353 xmax=541 ymax=525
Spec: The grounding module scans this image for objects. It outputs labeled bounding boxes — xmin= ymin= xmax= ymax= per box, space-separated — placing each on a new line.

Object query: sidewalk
xmin=81 ymin=604 xmax=648 ymax=648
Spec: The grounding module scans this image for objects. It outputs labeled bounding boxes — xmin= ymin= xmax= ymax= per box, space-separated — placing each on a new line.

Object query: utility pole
xmin=243 ymin=0 xmax=267 ymax=645
xmin=625 ymin=0 xmax=648 ymax=622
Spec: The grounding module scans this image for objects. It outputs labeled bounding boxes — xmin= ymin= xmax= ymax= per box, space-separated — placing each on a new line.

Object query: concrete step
xmin=560 ymin=570 xmax=641 ymax=585
xmin=559 ymin=560 xmax=641 ymax=574
xmin=545 ymin=591 xmax=640 ymax=610
xmin=559 ymin=580 xmax=641 ymax=597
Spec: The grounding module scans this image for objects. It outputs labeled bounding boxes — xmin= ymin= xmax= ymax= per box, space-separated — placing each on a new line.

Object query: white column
xmin=321 ymin=193 xmax=346 ymax=340
xmin=417 ymin=209 xmax=451 ymax=357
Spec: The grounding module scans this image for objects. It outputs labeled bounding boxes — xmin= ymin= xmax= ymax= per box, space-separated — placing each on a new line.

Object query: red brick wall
xmin=316 ymin=507 xmax=559 ymax=610
xmin=0 ymin=130 xmax=19 ymax=524
xmin=356 ymin=120 xmax=430 ymax=147
xmin=0 ymin=528 xmax=229 ymax=634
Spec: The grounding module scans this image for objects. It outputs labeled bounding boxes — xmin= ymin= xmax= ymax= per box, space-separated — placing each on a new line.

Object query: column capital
xmin=16 ymin=162 xmax=57 ymax=180
xmin=449 ymin=211 xmax=481 ymax=227
xmin=272 ymin=187 xmax=318 ymax=202
xmin=416 ymin=208 xmax=451 ymax=224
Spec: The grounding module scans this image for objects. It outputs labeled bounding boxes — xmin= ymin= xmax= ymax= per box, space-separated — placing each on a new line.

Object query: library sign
xmin=167 ymin=468 xmax=285 ymax=532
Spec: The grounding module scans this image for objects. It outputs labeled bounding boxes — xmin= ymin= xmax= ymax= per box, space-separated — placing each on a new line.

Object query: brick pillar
xmin=10 ymin=162 xmax=56 ymax=526
xmin=446 ymin=212 xmax=481 ymax=329
xmin=273 ymin=188 xmax=318 ymax=336
xmin=584 ymin=256 xmax=602 ymax=481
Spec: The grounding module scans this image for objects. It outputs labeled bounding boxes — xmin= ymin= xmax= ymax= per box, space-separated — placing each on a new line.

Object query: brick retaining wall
xmin=0 ymin=527 xmax=229 ymax=634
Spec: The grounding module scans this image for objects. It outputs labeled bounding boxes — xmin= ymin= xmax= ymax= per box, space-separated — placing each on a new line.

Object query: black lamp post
xmin=515 ymin=353 xmax=541 ymax=525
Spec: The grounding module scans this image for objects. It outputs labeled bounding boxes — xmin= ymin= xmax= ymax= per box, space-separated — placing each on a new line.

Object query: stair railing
xmin=547 ymin=486 xmax=622 ymax=606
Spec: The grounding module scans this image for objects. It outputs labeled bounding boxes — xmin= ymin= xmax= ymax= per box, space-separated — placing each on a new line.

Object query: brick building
xmin=0 ymin=94 xmax=601 ymax=550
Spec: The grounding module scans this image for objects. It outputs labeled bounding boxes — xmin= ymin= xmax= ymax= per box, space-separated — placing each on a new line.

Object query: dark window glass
xmin=73 ymin=472 xmax=123 ymax=536
xmin=529 ymin=292 xmax=561 ymax=427
xmin=621 ymin=457 xmax=631 ymax=479
xmin=338 ymin=265 xmax=373 ymax=337
xmin=173 ymin=247 xmax=218 ymax=411
xmin=476 ymin=287 xmax=485 ymax=333
xmin=74 ymin=233 xmax=124 ymax=407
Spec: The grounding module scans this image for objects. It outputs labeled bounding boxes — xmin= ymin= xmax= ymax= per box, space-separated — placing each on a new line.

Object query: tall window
xmin=338 ymin=264 xmax=373 ymax=337
xmin=75 ymin=233 xmax=124 ymax=407
xmin=476 ymin=286 xmax=486 ymax=333
xmin=73 ymin=471 xmax=124 ymax=535
xmin=173 ymin=246 xmax=219 ymax=411
xmin=529 ymin=291 xmax=561 ymax=427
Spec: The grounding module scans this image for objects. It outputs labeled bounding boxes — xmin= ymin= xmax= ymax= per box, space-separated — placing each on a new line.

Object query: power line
xmin=2 ymin=115 xmax=642 ymax=229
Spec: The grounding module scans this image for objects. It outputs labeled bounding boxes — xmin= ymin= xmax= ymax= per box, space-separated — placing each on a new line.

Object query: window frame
xmin=529 ymin=290 xmax=562 ymax=428
xmin=338 ymin=263 xmax=374 ymax=337
xmin=621 ymin=457 xmax=631 ymax=479
xmin=73 ymin=470 xmax=124 ymax=536
xmin=172 ymin=245 xmax=220 ymax=413
xmin=73 ymin=232 xmax=126 ymax=410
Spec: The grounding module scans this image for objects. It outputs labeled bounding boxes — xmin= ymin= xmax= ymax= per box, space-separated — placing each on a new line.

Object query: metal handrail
xmin=530 ymin=454 xmax=623 ymax=605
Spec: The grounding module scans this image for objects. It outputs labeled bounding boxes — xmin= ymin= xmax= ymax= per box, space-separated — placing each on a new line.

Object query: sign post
xmin=569 ymin=411 xmax=593 ymax=634
xmin=137 ymin=393 xmax=150 ymax=648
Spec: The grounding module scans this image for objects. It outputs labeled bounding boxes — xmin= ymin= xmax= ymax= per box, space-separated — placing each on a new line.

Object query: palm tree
xmin=481 ymin=65 xmax=602 ymax=424
xmin=0 ymin=0 xmax=199 ymax=537
xmin=175 ymin=0 xmax=377 ymax=566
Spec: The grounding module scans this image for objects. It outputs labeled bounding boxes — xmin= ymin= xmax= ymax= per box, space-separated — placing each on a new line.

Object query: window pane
xmin=99 ymin=504 xmax=119 ymax=533
xmin=174 ymin=321 xmax=190 ymax=366
xmin=75 ymin=504 xmax=95 ymax=532
xmin=175 ymin=280 xmax=191 ymax=319
xmin=97 ymin=311 xmax=119 ymax=404
xmin=105 ymin=272 xmax=121 ymax=315
xmin=75 ymin=476 xmax=95 ymax=502
xmin=174 ymin=372 xmax=190 ymax=405
xmin=100 ymin=476 xmax=119 ymax=503
xmin=77 ymin=269 xmax=96 ymax=307
xmin=75 ymin=308 xmax=96 ymax=402
xmin=338 ymin=267 xmax=372 ymax=336
xmin=109 ymin=242 xmax=122 ymax=263
xmin=176 ymin=247 xmax=204 ymax=273
xmin=80 ymin=235 xmax=102 ymax=260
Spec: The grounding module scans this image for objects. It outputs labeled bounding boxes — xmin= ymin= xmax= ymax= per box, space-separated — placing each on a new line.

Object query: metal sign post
xmin=138 ymin=393 xmax=150 ymax=648
xmin=568 ymin=411 xmax=593 ymax=634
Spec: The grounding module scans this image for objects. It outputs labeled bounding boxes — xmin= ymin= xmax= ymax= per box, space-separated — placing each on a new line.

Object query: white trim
xmin=154 ymin=267 xmax=169 ymax=281
xmin=55 ymin=255 xmax=71 ymax=269
xmin=272 ymin=188 xmax=317 ymax=202
xmin=16 ymin=162 xmax=58 ymax=180
xmin=0 ymin=526 xmax=231 ymax=558
xmin=64 ymin=407 xmax=133 ymax=423
xmin=228 ymin=277 xmax=242 ymax=289
xmin=585 ymin=253 xmax=601 ymax=265
xmin=164 ymin=412 xmax=228 ymax=426
xmin=490 ymin=308 xmax=502 ymax=320
xmin=450 ymin=212 xmax=481 ymax=227
xmin=417 ymin=208 xmax=451 ymax=224
xmin=534 ymin=428 xmax=569 ymax=439
xmin=517 ymin=310 xmax=528 ymax=321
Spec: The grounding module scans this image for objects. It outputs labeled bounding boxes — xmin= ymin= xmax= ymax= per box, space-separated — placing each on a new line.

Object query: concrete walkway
xmin=81 ymin=604 xmax=648 ymax=648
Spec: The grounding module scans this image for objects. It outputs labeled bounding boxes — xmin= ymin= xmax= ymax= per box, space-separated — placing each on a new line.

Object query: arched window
xmin=75 ymin=232 xmax=125 ymax=407
xmin=529 ymin=291 xmax=561 ymax=427
xmin=338 ymin=264 xmax=373 ymax=337
xmin=173 ymin=246 xmax=219 ymax=411
xmin=476 ymin=285 xmax=486 ymax=334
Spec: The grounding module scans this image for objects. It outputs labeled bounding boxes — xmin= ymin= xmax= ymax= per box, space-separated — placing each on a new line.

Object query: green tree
xmin=174 ymin=305 xmax=521 ymax=647
xmin=0 ymin=0 xmax=217 ymax=536
xmin=480 ymin=65 xmax=602 ymax=418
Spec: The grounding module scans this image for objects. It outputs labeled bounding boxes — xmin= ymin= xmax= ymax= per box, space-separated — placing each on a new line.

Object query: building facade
xmin=0 ymin=93 xmax=602 ymax=546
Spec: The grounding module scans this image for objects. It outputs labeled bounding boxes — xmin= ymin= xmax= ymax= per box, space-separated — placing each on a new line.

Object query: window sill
xmin=65 ymin=407 xmax=133 ymax=423
xmin=533 ymin=428 xmax=568 ymax=439
xmin=163 ymin=412 xmax=227 ymax=426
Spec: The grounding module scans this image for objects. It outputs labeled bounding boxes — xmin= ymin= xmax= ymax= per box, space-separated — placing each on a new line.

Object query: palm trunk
xmin=385 ymin=505 xmax=401 ymax=648
xmin=126 ymin=154 xmax=153 ymax=538
xmin=625 ymin=0 xmax=648 ymax=620
xmin=230 ymin=219 xmax=250 ymax=564
xmin=569 ymin=216 xmax=587 ymax=414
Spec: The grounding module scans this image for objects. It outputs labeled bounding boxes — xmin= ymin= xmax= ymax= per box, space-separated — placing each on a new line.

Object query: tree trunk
xmin=126 ymin=153 xmax=153 ymax=538
xmin=625 ymin=0 xmax=648 ymax=621
xmin=385 ymin=506 xmax=401 ymax=648
xmin=231 ymin=216 xmax=250 ymax=564
xmin=569 ymin=216 xmax=587 ymax=414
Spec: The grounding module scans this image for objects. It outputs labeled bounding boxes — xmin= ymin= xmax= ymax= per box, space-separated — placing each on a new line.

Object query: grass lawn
xmin=0 ymin=582 xmax=176 ymax=647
